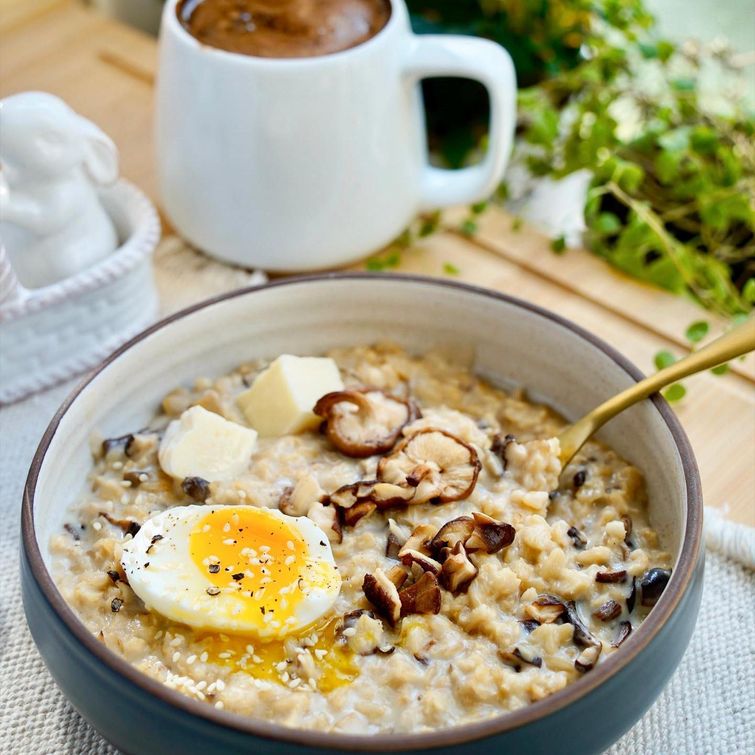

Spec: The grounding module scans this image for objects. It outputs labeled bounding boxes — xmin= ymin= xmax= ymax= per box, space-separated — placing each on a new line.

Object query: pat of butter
xmin=237 ymin=355 xmax=343 ymax=436
xmin=158 ymin=405 xmax=258 ymax=482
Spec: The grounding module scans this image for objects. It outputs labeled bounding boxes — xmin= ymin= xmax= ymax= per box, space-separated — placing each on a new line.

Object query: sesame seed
xmin=186 ymin=655 xmax=197 ymax=665
xmin=287 ymin=540 xmax=294 ymax=550
xmin=275 ymin=661 xmax=287 ymax=672
xmin=215 ymin=679 xmax=225 ymax=691
xmin=289 ymin=678 xmax=301 ymax=688
xmin=214 ymin=701 xmax=224 ymax=710
xmin=284 ymin=555 xmax=295 ymax=566
xmin=223 ymin=523 xmax=231 ymax=533
xmin=342 ymin=627 xmax=356 ymax=637
xmin=172 ymin=652 xmax=181 ymax=662
xmin=246 ymin=644 xmax=254 ymax=654
xmin=218 ymin=652 xmax=231 ymax=659
xmin=200 ymin=652 xmax=209 ymax=663
xmin=314 ymin=649 xmax=327 ymax=659
xmin=252 ymin=655 xmax=262 ymax=664
xmin=138 ymin=473 xmax=148 ymax=483
xmin=280 ymin=672 xmax=290 ymax=683
xmin=112 ymin=461 xmax=123 ymax=470
xmin=196 ymin=680 xmax=207 ymax=690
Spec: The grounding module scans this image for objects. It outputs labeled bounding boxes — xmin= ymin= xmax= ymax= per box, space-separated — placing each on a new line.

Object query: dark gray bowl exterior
xmin=21 ymin=546 xmax=704 ymax=754
xmin=21 ymin=275 xmax=705 ymax=755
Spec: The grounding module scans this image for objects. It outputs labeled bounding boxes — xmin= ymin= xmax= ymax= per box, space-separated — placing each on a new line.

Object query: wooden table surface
xmin=2 ymin=0 xmax=753 ymax=525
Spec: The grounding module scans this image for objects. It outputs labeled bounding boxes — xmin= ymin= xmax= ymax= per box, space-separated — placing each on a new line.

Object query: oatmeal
xmin=50 ymin=343 xmax=671 ymax=734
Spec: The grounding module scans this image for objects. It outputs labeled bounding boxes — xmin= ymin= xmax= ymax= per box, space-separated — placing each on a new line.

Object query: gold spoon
xmin=557 ymin=316 xmax=755 ymax=466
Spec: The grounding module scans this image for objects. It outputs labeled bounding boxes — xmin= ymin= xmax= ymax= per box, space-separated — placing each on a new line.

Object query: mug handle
xmin=403 ymin=35 xmax=517 ymax=210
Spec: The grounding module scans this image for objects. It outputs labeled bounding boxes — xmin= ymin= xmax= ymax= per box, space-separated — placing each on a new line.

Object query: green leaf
xmin=366 ymin=258 xmax=385 ymax=271
xmin=685 ymin=320 xmax=709 ymax=343
xmin=550 ymin=235 xmax=567 ymax=254
xmin=654 ymin=350 xmax=676 ymax=370
xmin=442 ymin=262 xmax=460 ymax=276
xmin=663 ymin=383 xmax=686 ymax=402
xmin=511 ymin=216 xmax=523 ymax=231
xmin=460 ymin=219 xmax=478 ymax=236
xmin=471 ymin=201 xmax=488 ymax=215
xmin=742 ymin=279 xmax=755 ymax=305
xmin=711 ymin=363 xmax=730 ymax=376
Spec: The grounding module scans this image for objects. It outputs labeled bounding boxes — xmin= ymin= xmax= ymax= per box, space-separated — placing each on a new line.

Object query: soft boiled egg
xmin=121 ymin=505 xmax=341 ymax=638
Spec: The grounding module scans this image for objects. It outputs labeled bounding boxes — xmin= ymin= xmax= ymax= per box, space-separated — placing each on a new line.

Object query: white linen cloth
xmin=1 ymin=239 xmax=752 ymax=754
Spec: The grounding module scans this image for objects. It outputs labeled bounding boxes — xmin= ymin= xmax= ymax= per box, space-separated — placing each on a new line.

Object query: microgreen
xmin=442 ymin=262 xmax=461 ymax=275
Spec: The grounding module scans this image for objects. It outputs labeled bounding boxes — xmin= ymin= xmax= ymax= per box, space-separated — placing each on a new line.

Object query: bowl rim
xmin=22 ymin=273 xmax=702 ymax=751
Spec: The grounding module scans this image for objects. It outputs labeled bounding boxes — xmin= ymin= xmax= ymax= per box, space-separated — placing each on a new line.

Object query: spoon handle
xmin=558 ymin=316 xmax=755 ymax=465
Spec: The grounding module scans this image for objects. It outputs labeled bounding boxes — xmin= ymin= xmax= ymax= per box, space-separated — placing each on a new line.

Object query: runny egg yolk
xmin=188 ymin=507 xmax=333 ymax=635
xmin=190 ymin=616 xmax=359 ymax=692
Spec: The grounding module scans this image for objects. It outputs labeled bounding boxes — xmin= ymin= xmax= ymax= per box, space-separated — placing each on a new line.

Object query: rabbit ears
xmin=76 ymin=115 xmax=119 ymax=186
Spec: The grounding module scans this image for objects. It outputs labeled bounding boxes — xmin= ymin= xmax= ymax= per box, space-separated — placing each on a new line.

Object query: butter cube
xmin=237 ymin=355 xmax=343 ymax=436
xmin=158 ymin=405 xmax=257 ymax=482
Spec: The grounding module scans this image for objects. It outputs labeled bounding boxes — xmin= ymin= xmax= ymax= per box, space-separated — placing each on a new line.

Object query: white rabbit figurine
xmin=0 ymin=92 xmax=119 ymax=289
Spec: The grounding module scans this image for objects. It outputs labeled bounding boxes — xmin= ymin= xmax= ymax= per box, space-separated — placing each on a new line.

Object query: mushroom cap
xmin=377 ymin=428 xmax=481 ymax=504
xmin=314 ymin=389 xmax=418 ymax=458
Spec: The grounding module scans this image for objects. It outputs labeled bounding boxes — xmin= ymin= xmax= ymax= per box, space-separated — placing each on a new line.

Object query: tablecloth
xmin=1 ymin=239 xmax=753 ymax=754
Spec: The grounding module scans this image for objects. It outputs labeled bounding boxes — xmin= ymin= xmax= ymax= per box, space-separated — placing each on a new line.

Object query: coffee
xmin=177 ymin=0 xmax=391 ymax=58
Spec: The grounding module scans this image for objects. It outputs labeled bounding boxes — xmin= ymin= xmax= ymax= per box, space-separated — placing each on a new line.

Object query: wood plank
xmin=352 ymin=232 xmax=755 ymax=526
xmin=0 ymin=2 xmax=159 ymax=199
xmin=444 ymin=206 xmax=755 ymax=383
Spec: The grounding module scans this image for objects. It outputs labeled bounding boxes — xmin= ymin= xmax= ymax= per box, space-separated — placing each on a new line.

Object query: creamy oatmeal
xmin=51 ymin=343 xmax=672 ymax=734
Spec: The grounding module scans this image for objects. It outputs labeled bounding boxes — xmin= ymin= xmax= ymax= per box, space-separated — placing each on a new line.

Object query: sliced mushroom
xmin=490 ymin=433 xmax=516 ymax=469
xmin=377 ymin=429 xmax=481 ymax=505
xmin=429 ymin=516 xmax=475 ymax=558
xmin=524 ymin=594 xmax=567 ymax=625
xmin=574 ymin=643 xmax=602 ymax=673
xmin=101 ymin=513 xmax=141 ymax=538
xmin=182 ymin=476 xmax=211 ymax=503
xmin=398 ymin=524 xmax=437 ymax=559
xmin=593 ymin=600 xmax=622 ymax=622
xmin=314 ymin=389 xmax=418 ymax=458
xmin=363 ymin=569 xmax=402 ymax=625
xmin=566 ymin=525 xmax=587 ymax=549
xmin=621 ymin=515 xmax=634 ymax=548
xmin=596 ymin=569 xmax=628 ymax=584
xmin=500 ymin=646 xmax=543 ymax=671
xmin=398 ymin=571 xmax=441 ymax=617
xmin=306 ymin=501 xmax=342 ymax=544
xmin=639 ymin=568 xmax=671 ymax=607
xmin=465 ymin=512 xmax=516 ymax=554
xmin=440 ymin=541 xmax=478 ymax=593
xmin=399 ymin=548 xmax=442 ymax=576
xmin=572 ymin=468 xmax=587 ymax=489
xmin=385 ymin=518 xmax=408 ymax=559
xmin=329 ymin=479 xmax=415 ymax=511
xmin=341 ymin=502 xmax=377 ymax=528
xmin=385 ymin=564 xmax=409 ymax=589
xmin=563 ymin=601 xmax=600 ymax=649
xmin=101 ymin=433 xmax=134 ymax=457
xmin=612 ymin=620 xmax=633 ymax=648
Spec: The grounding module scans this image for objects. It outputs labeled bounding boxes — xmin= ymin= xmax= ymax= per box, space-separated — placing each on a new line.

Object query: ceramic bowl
xmin=21 ymin=274 xmax=703 ymax=754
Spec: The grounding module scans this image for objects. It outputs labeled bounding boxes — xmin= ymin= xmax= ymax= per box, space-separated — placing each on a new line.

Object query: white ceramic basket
xmin=0 ymin=180 xmax=160 ymax=403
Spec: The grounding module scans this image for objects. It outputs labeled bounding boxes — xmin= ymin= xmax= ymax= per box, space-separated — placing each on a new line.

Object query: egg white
xmin=121 ymin=505 xmax=341 ymax=637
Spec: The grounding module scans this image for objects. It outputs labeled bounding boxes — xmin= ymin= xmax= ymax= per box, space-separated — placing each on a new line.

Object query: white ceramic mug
xmin=156 ymin=0 xmax=516 ymax=271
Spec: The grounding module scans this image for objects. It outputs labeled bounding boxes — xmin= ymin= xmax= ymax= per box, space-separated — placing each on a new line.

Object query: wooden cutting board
xmin=2 ymin=0 xmax=753 ymax=525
